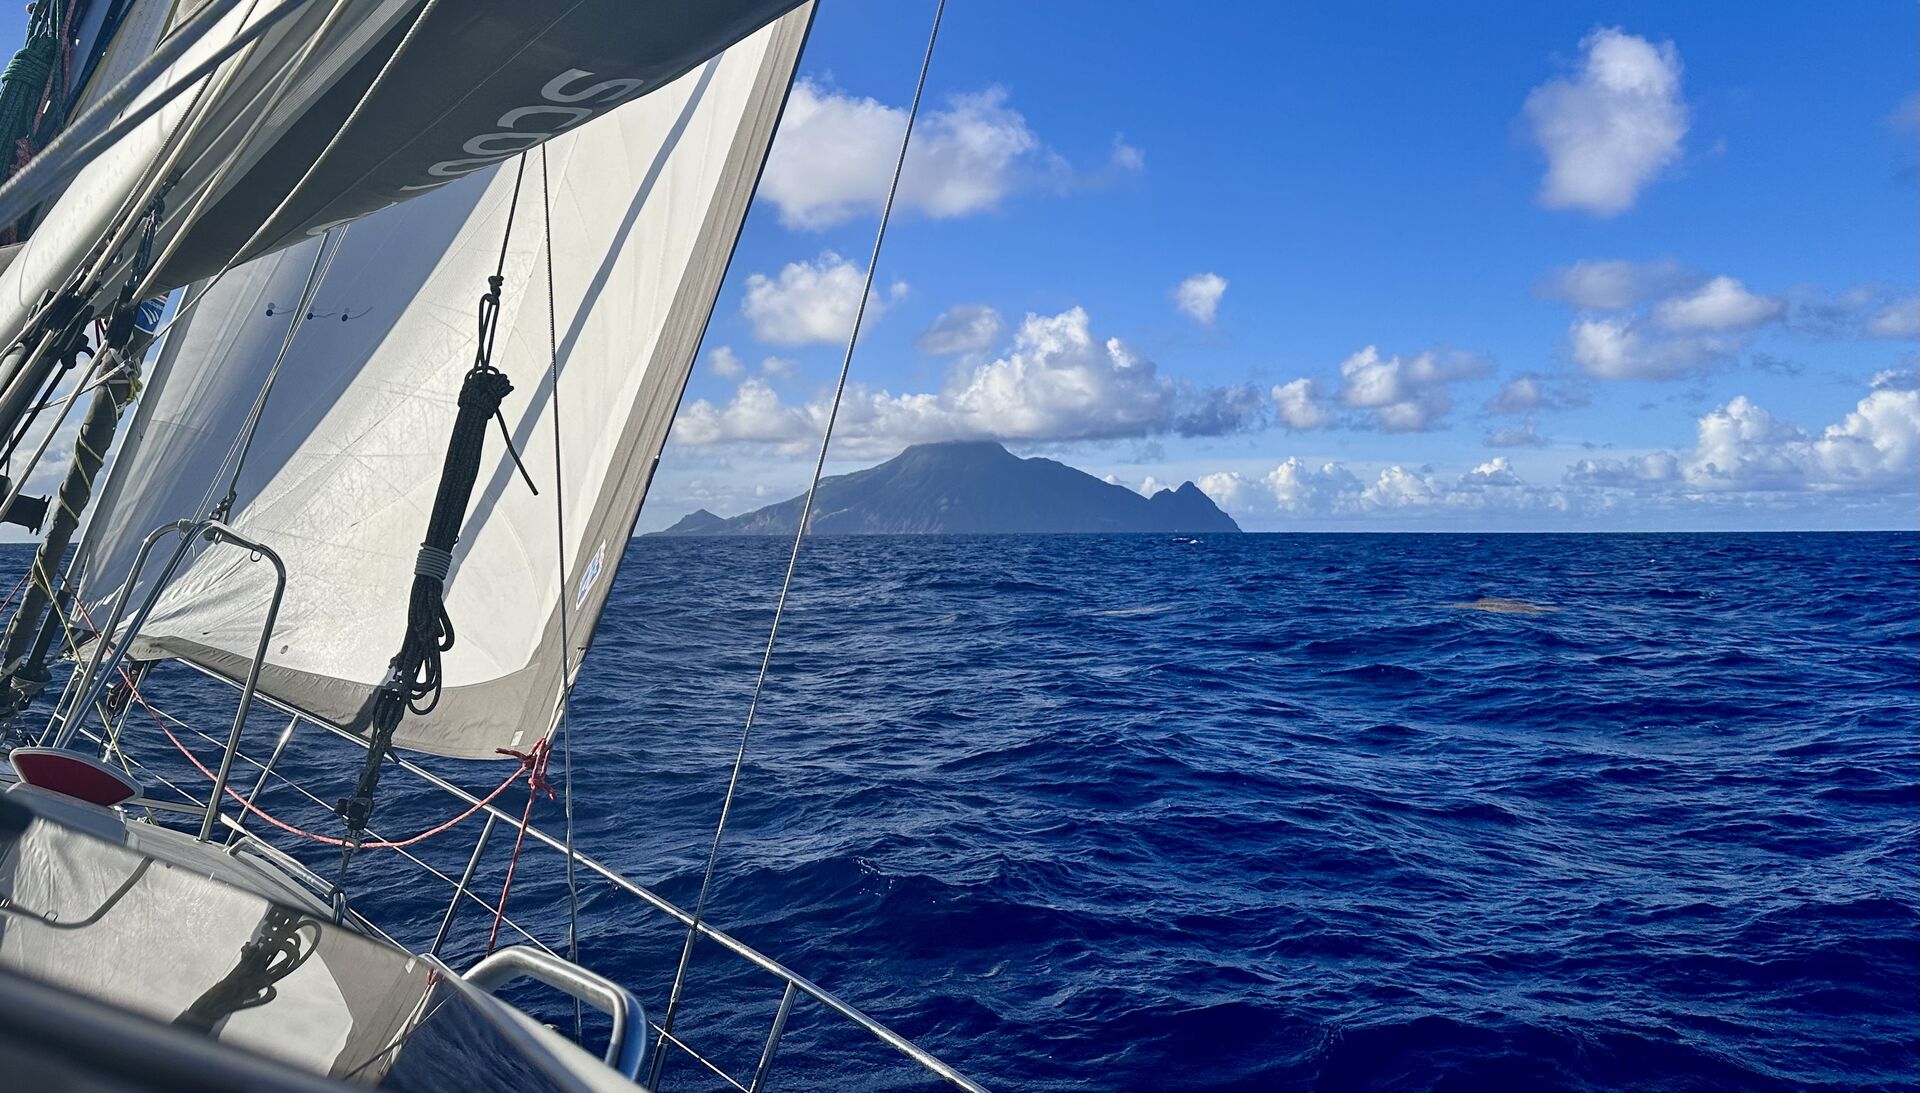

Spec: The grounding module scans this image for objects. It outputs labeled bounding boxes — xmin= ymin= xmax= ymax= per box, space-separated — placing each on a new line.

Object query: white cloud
xmin=1272 ymin=378 xmax=1331 ymax=430
xmin=1252 ymin=457 xmax=1553 ymax=517
xmin=1486 ymin=374 xmax=1546 ymax=414
xmin=1336 ymin=345 xmax=1488 ymax=431
xmin=1195 ymin=471 xmax=1247 ymax=510
xmin=673 ymin=378 xmax=813 ymax=446
xmin=1569 ymin=316 xmax=1733 ymax=380
xmin=1524 ymin=28 xmax=1688 ymax=216
xmin=1361 ymin=465 xmax=1441 ymax=509
xmin=1871 ymin=368 xmax=1918 ymax=391
xmin=1571 ymin=385 xmax=1920 ymax=494
xmin=1465 ymin=457 xmax=1527 ymax=488
xmin=1809 ymin=387 xmax=1920 ymax=488
xmin=1265 ymin=458 xmax=1363 ymax=514
xmin=934 ymin=308 xmax=1174 ymax=440
xmin=1564 ymin=452 xmax=1680 ymax=488
xmin=709 ymin=346 xmax=745 ymax=378
xmin=1540 ymin=258 xmax=1691 ymax=310
xmin=917 ymin=304 xmax=1003 ymax=357
xmin=762 ymin=81 xmax=1053 ymax=230
xmin=759 ymin=355 xmax=796 ymax=378
xmin=1653 ymin=276 xmax=1784 ymax=332
xmin=677 ymin=307 xmax=1262 ymax=454
xmin=1866 ymin=295 xmax=1920 ymax=339
xmin=1172 ymin=273 xmax=1228 ymax=324
xmin=741 ymin=251 xmax=906 ymax=346
xmin=1137 ymin=475 xmax=1169 ymax=497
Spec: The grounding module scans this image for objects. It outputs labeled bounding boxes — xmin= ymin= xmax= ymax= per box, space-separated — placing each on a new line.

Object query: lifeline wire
xmin=647 ymin=0 xmax=948 ymax=1078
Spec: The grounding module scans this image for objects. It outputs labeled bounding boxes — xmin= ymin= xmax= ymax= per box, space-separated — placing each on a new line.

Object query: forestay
xmin=77 ymin=7 xmax=811 ymax=758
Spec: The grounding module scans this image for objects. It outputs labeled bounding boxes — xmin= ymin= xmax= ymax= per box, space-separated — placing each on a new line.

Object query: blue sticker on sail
xmin=575 ymin=540 xmax=606 ymax=609
xmin=136 ymin=296 xmax=167 ymax=333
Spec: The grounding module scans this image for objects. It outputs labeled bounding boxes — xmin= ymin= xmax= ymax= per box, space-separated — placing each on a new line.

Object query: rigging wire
xmin=537 ymin=141 xmax=585 ymax=1010
xmin=648 ymin=1 xmax=947 ymax=1079
xmin=200 ymin=226 xmax=344 ymax=521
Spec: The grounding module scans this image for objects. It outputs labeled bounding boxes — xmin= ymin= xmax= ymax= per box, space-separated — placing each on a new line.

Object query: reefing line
xmin=647 ymin=0 xmax=947 ymax=1082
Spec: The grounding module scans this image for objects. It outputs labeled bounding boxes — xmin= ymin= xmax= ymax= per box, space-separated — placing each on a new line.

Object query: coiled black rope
xmin=335 ymin=159 xmax=532 ymax=874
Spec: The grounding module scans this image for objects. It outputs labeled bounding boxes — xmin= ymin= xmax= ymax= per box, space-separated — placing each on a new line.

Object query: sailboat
xmin=0 ymin=1 xmax=981 ymax=1089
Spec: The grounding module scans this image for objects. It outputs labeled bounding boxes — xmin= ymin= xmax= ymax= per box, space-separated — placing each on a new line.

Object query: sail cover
xmin=78 ymin=6 xmax=811 ymax=758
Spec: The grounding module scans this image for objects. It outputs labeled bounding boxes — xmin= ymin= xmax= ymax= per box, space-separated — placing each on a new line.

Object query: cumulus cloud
xmin=1653 ymin=276 xmax=1785 ymax=332
xmin=741 ymin=251 xmax=907 ymax=346
xmin=1569 ymin=316 xmax=1736 ymax=380
xmin=1272 ymin=378 xmax=1331 ymax=430
xmin=1486 ymin=374 xmax=1546 ymax=414
xmin=1248 ymin=456 xmax=1556 ymax=517
xmin=1265 ymin=458 xmax=1363 ymax=513
xmin=763 ymin=80 xmax=1101 ymax=230
xmin=674 ymin=378 xmax=812 ymax=446
xmin=1539 ymin=258 xmax=1692 ymax=310
xmin=1524 ymin=28 xmax=1688 ymax=216
xmin=759 ymin=355 xmax=796 ymax=378
xmin=1194 ymin=471 xmax=1247 ymax=510
xmin=1336 ymin=345 xmax=1488 ymax=431
xmin=1685 ymin=390 xmax=1920 ymax=492
xmin=1172 ymin=273 xmax=1228 ymax=324
xmin=1570 ymin=385 xmax=1920 ymax=495
xmin=709 ymin=346 xmax=745 ymax=378
xmin=677 ymin=307 xmax=1262 ymax=454
xmin=1539 ymin=260 xmax=1893 ymax=379
xmin=1564 ymin=451 xmax=1681 ymax=488
xmin=917 ymin=304 xmax=1004 ymax=357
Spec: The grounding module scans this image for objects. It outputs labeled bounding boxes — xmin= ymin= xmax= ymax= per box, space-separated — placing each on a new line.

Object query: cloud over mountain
xmin=678 ymin=307 xmax=1264 ymax=454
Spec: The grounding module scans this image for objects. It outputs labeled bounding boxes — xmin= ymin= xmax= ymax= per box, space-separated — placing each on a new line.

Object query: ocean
xmin=7 ymin=532 xmax=1917 ymax=1091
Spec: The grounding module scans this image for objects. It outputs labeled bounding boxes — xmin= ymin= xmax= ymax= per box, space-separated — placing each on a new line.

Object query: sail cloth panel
xmin=78 ymin=9 xmax=811 ymax=758
xmin=0 ymin=0 xmax=804 ymax=352
xmin=0 ymin=0 xmax=414 ymax=351
xmin=149 ymin=0 xmax=808 ymax=290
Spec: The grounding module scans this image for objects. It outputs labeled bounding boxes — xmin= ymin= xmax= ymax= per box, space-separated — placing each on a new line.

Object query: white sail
xmin=79 ymin=7 xmax=811 ymax=758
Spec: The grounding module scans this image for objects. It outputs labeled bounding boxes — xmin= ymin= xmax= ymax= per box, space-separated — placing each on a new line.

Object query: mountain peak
xmin=653 ymin=443 xmax=1239 ymax=536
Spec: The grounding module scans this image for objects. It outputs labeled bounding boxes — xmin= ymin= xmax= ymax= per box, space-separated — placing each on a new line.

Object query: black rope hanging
xmin=335 ymin=157 xmax=536 ymax=877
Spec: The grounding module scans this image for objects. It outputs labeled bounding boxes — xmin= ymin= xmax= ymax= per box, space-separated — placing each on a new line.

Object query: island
xmin=652 ymin=440 xmax=1240 ymax=536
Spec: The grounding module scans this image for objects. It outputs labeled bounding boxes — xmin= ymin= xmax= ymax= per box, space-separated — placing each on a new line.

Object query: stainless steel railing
xmin=109 ymin=657 xmax=988 ymax=1093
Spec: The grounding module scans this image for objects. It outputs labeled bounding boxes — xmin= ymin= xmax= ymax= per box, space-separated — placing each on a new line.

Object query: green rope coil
xmin=0 ymin=33 xmax=55 ymax=159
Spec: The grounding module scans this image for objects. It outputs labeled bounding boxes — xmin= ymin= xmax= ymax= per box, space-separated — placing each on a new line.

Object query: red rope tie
xmin=485 ymin=736 xmax=554 ymax=954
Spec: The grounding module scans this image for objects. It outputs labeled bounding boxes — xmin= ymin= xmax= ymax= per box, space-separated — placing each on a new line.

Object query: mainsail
xmin=78 ymin=7 xmax=811 ymax=759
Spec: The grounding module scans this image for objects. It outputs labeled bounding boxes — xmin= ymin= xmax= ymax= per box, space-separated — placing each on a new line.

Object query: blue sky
xmin=651 ymin=0 xmax=1919 ymax=531
xmin=0 ymin=2 xmax=1908 ymax=533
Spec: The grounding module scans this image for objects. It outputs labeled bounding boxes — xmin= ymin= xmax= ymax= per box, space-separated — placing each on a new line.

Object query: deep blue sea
xmin=9 ymin=532 xmax=1918 ymax=1091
